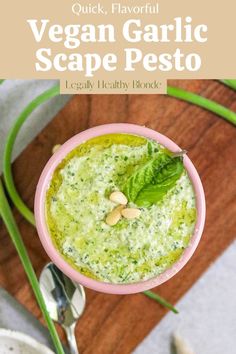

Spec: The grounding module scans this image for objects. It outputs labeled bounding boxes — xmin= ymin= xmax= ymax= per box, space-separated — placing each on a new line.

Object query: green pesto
xmin=46 ymin=133 xmax=196 ymax=284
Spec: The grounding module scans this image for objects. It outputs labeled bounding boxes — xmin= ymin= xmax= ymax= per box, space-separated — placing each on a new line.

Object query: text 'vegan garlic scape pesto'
xmin=46 ymin=134 xmax=196 ymax=284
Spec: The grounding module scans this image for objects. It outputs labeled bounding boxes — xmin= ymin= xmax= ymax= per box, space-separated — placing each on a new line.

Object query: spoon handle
xmin=64 ymin=324 xmax=79 ymax=354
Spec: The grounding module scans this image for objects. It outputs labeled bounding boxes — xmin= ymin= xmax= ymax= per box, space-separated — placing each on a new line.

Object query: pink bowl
xmin=35 ymin=123 xmax=206 ymax=294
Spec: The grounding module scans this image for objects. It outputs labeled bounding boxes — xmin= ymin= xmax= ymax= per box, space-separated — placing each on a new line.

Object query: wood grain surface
xmin=0 ymin=80 xmax=236 ymax=354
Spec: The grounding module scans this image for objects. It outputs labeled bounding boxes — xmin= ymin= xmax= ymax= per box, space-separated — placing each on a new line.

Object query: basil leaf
xmin=123 ymin=153 xmax=184 ymax=207
xmin=123 ymin=153 xmax=172 ymax=202
xmin=136 ymin=158 xmax=184 ymax=207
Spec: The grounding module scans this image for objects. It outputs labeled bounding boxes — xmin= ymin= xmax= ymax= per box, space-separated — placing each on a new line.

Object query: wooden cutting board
xmin=0 ymin=80 xmax=236 ymax=354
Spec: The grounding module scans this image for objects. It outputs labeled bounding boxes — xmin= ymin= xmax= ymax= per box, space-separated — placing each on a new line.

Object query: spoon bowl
xmin=40 ymin=263 xmax=86 ymax=354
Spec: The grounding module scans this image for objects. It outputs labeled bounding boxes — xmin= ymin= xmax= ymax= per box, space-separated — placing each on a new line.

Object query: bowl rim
xmin=34 ymin=123 xmax=206 ymax=294
xmin=0 ymin=328 xmax=54 ymax=353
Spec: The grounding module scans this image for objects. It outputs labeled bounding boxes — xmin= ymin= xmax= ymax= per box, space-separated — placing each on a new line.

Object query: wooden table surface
xmin=0 ymin=80 xmax=236 ymax=354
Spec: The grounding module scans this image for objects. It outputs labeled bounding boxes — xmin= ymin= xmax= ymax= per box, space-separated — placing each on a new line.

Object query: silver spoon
xmin=39 ymin=263 xmax=86 ymax=354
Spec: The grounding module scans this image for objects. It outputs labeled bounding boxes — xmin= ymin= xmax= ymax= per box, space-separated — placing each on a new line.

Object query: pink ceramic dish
xmin=35 ymin=123 xmax=206 ymax=294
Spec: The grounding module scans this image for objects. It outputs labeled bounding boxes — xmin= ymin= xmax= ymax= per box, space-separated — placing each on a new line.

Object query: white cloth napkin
xmin=133 ymin=241 xmax=236 ymax=354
